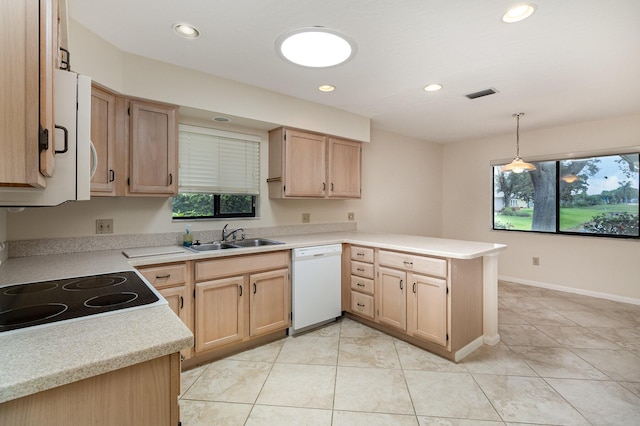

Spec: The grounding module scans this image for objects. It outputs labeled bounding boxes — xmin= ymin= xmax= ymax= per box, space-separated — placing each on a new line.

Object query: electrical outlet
xmin=532 ymin=257 xmax=540 ymax=266
xmin=96 ymin=219 xmax=114 ymax=234
xmin=347 ymin=212 xmax=355 ymax=221
xmin=302 ymin=213 xmax=310 ymax=223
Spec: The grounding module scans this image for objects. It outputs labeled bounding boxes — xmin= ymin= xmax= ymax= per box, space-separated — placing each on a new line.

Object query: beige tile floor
xmin=179 ymin=281 xmax=640 ymax=425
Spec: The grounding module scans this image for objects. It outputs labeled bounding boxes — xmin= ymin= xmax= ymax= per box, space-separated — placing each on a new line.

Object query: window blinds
xmin=178 ymin=124 xmax=261 ymax=195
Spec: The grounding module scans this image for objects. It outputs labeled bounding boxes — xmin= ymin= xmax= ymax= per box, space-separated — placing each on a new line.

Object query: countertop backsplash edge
xmin=7 ymin=222 xmax=357 ymax=258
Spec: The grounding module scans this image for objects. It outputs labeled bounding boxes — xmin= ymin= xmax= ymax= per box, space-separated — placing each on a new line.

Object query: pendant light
xmin=502 ymin=113 xmax=536 ymax=173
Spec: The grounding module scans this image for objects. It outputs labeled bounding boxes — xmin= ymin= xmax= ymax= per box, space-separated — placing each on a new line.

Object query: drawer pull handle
xmin=156 ymin=274 xmax=171 ymax=279
xmin=413 ymin=282 xmax=416 ymax=293
xmin=357 ymin=283 xmax=365 ymax=287
xmin=357 ymin=268 xmax=365 ymax=272
xmin=403 ymin=261 xmax=413 ymax=267
xmin=239 ymin=285 xmax=243 ymax=297
xmin=356 ymin=252 xmax=365 ymax=256
xmin=180 ymin=296 xmax=184 ymax=309
xmin=253 ymin=283 xmax=257 ymax=294
xmin=357 ymin=303 xmax=365 ymax=307
xmin=399 ymin=279 xmax=404 ymax=290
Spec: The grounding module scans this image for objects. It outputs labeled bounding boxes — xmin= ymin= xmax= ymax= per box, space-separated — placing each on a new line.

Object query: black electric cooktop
xmin=0 ymin=271 xmax=161 ymax=333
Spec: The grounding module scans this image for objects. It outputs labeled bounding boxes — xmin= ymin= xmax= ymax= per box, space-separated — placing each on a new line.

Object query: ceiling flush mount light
xmin=502 ymin=113 xmax=536 ymax=174
xmin=424 ymin=84 xmax=443 ymax=92
xmin=318 ymin=84 xmax=335 ymax=92
xmin=172 ymin=23 xmax=200 ymax=39
xmin=276 ymin=27 xmax=356 ymax=68
xmin=502 ymin=4 xmax=536 ymax=23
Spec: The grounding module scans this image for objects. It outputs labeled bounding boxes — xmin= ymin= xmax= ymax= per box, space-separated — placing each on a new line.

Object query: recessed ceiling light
xmin=502 ymin=4 xmax=536 ymax=23
xmin=424 ymin=84 xmax=443 ymax=92
xmin=276 ymin=27 xmax=356 ymax=68
xmin=318 ymin=85 xmax=335 ymax=92
xmin=212 ymin=116 xmax=231 ymax=123
xmin=172 ymin=23 xmax=200 ymax=39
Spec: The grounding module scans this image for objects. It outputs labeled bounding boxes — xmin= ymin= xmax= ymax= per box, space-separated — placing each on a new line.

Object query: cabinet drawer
xmin=350 ymin=260 xmax=374 ymax=279
xmin=137 ymin=263 xmax=187 ymax=289
xmin=350 ymin=291 xmax=374 ymax=319
xmin=350 ymin=275 xmax=374 ymax=295
xmin=195 ymin=251 xmax=290 ymax=281
xmin=350 ymin=246 xmax=374 ymax=263
xmin=378 ymin=250 xmax=447 ymax=278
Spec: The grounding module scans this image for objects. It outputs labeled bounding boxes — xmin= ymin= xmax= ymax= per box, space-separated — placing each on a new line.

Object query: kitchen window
xmin=492 ymin=151 xmax=639 ymax=238
xmin=172 ymin=125 xmax=260 ymax=219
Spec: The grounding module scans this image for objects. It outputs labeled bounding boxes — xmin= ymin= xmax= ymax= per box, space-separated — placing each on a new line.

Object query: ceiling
xmin=68 ymin=0 xmax=640 ymax=144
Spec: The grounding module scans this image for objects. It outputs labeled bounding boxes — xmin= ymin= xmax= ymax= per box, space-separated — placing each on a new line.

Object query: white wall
xmin=442 ymin=114 xmax=640 ymax=301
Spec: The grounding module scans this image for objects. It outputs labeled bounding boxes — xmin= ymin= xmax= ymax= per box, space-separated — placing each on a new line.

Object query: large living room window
xmin=172 ymin=125 xmax=260 ymax=220
xmin=493 ymin=151 xmax=639 ymax=238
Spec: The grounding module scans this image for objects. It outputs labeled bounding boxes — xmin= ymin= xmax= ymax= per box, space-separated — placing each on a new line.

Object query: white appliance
xmin=0 ymin=69 xmax=93 ymax=207
xmin=290 ymin=244 xmax=342 ymax=335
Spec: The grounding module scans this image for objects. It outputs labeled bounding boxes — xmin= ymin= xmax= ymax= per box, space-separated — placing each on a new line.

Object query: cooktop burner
xmin=0 ymin=271 xmax=161 ymax=333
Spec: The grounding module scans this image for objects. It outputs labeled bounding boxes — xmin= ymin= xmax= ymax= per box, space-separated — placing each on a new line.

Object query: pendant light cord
xmin=513 ymin=112 xmax=524 ymax=157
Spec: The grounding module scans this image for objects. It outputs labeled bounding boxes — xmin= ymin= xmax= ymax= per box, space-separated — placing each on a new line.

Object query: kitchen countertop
xmin=0 ymin=231 xmax=505 ymax=404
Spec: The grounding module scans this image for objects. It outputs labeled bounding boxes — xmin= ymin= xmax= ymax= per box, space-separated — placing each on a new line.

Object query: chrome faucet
xmin=222 ymin=224 xmax=245 ymax=242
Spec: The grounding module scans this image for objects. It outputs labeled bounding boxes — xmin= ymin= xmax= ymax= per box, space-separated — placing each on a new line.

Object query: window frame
xmin=172 ymin=125 xmax=261 ymax=221
xmin=492 ymin=149 xmax=640 ymax=239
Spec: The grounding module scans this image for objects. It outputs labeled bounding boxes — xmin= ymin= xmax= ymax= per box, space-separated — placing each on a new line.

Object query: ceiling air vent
xmin=466 ymin=88 xmax=498 ymax=99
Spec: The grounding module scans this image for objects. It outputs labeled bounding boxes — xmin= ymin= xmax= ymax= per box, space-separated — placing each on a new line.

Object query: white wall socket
xmin=96 ymin=219 xmax=114 ymax=234
xmin=302 ymin=213 xmax=310 ymax=223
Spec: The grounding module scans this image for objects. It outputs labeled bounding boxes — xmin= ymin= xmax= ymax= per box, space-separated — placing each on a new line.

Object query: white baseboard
xmin=454 ymin=336 xmax=485 ymax=362
xmin=499 ymin=275 xmax=640 ymax=306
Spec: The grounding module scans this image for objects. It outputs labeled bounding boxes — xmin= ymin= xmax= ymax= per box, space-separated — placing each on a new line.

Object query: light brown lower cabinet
xmin=193 ymin=251 xmax=291 ymax=355
xmin=137 ymin=262 xmax=193 ymax=359
xmin=343 ymin=245 xmax=483 ymax=361
xmin=407 ymin=273 xmax=448 ymax=346
xmin=0 ymin=353 xmax=181 ymax=426
xmin=377 ymin=266 xmax=407 ymax=331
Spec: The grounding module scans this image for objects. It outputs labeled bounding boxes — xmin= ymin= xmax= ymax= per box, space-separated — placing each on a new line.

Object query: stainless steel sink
xmin=185 ymin=238 xmax=284 ymax=252
xmin=230 ymin=238 xmax=285 ymax=248
xmin=186 ymin=242 xmax=237 ymax=252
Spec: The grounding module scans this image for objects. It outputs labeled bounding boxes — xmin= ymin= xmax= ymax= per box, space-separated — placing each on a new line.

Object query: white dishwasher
xmin=290 ymin=244 xmax=342 ymax=335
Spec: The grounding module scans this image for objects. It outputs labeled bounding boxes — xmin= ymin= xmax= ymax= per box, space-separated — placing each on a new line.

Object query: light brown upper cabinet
xmin=1 ymin=0 xmax=59 ymax=188
xmin=90 ymin=83 xmax=117 ymax=195
xmin=89 ymin=83 xmax=179 ymax=198
xmin=126 ymin=98 xmax=178 ymax=196
xmin=268 ymin=127 xmax=362 ymax=199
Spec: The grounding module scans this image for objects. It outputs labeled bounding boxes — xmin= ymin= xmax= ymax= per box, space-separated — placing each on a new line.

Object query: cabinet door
xmin=90 ymin=84 xmax=116 ymax=195
xmin=283 ymin=130 xmax=326 ymax=197
xmin=0 ymin=0 xmax=53 ymax=188
xmin=249 ymin=268 xmax=290 ymax=337
xmin=407 ymin=273 xmax=448 ymax=346
xmin=328 ymin=138 xmax=361 ymax=198
xmin=128 ymin=99 xmax=178 ymax=195
xmin=377 ymin=266 xmax=407 ymax=331
xmin=195 ymin=276 xmax=246 ymax=353
xmin=159 ymin=285 xmax=190 ymax=325
xmin=38 ymin=0 xmax=58 ymax=178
